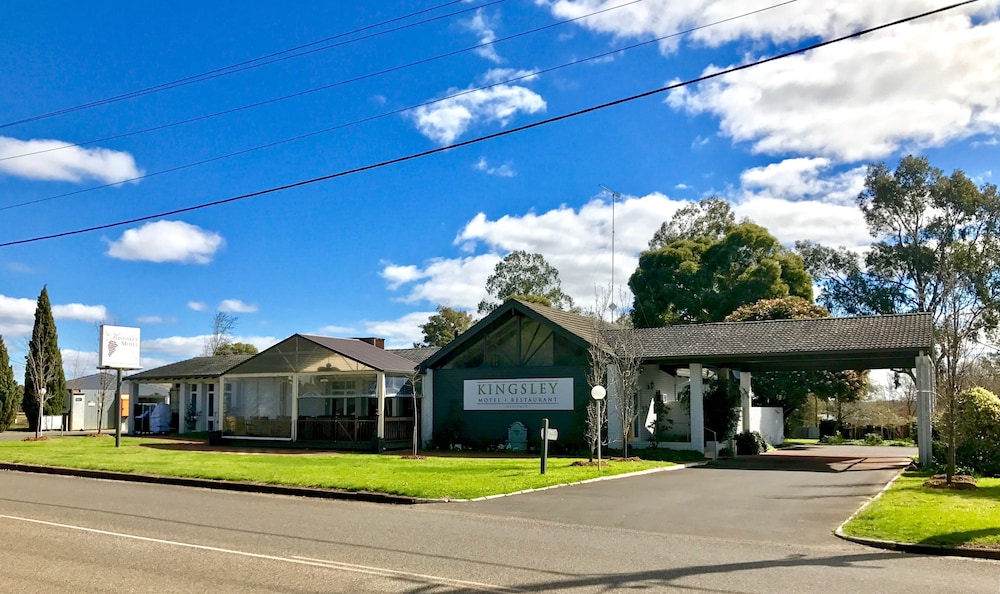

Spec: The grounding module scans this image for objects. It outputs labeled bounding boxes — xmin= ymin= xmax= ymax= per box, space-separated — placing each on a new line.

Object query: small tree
xmin=603 ymin=298 xmax=642 ymax=458
xmin=478 ymin=251 xmax=574 ymax=314
xmin=214 ymin=342 xmax=258 ymax=355
xmin=585 ymin=288 xmax=613 ymax=462
xmin=22 ymin=286 xmax=66 ymax=435
xmin=403 ymin=368 xmax=423 ymax=457
xmin=0 ymin=336 xmax=18 ymax=432
xmin=204 ymin=312 xmax=238 ymax=356
xmin=96 ymin=371 xmax=116 ymax=434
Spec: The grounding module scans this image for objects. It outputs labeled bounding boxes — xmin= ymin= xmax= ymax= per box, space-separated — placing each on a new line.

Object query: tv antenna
xmin=599 ymin=184 xmax=621 ymax=314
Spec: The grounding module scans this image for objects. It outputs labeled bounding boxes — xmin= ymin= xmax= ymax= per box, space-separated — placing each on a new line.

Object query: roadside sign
xmin=541 ymin=428 xmax=558 ymax=441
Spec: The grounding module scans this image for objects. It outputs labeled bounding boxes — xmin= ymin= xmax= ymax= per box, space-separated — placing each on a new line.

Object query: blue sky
xmin=1 ymin=0 xmax=998 ymax=378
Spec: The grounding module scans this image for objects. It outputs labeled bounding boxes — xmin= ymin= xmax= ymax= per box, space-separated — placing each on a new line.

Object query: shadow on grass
xmin=919 ymin=527 xmax=1000 ymax=548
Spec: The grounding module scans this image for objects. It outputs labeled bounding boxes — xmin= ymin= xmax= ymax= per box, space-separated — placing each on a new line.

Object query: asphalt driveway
xmin=450 ymin=445 xmax=916 ymax=546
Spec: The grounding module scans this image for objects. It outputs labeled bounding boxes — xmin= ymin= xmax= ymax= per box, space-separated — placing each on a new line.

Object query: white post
xmin=739 ymin=370 xmax=752 ymax=434
xmin=916 ymin=353 xmax=933 ymax=467
xmin=689 ymin=363 xmax=704 ymax=454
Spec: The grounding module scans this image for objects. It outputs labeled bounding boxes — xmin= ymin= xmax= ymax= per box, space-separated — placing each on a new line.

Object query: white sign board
xmin=464 ymin=378 xmax=574 ymax=411
xmin=541 ymin=428 xmax=559 ymax=440
xmin=98 ymin=325 xmax=142 ymax=370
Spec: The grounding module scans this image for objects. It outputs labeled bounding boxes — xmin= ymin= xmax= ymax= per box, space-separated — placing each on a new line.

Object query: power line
xmin=0 ymin=0 xmax=976 ymax=248
xmin=0 ymin=0 xmax=496 ymax=129
xmin=1 ymin=0 xmax=800 ymax=212
xmin=0 ymin=0 xmax=647 ymax=164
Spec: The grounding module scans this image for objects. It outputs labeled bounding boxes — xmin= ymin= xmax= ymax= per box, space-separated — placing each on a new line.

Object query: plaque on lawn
xmin=508 ymin=421 xmax=528 ymax=452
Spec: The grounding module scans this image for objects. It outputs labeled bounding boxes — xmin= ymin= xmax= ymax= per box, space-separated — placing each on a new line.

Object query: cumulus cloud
xmin=464 ymin=9 xmax=503 ymax=63
xmin=187 ymin=301 xmax=207 ymax=312
xmin=542 ymin=0 xmax=999 ymax=53
xmin=142 ymin=334 xmax=277 ymax=358
xmin=480 ymin=68 xmax=539 ymax=85
xmin=218 ymin=299 xmax=257 ymax=313
xmin=666 ymin=15 xmax=1000 ymax=162
xmin=474 ymin=157 xmax=516 ymax=177
xmin=411 ymin=84 xmax=546 ymax=145
xmin=362 ymin=312 xmax=438 ymax=349
xmin=0 ymin=294 xmax=107 ymax=337
xmin=732 ymin=158 xmax=870 ymax=249
xmin=0 ymin=136 xmax=143 ymax=184
xmin=106 ymin=220 xmax=224 ymax=264
xmin=382 ymin=193 xmax=688 ymax=310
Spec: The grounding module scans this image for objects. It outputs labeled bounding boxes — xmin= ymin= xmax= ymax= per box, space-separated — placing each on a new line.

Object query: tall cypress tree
xmin=22 ymin=287 xmax=66 ymax=431
xmin=0 ymin=336 xmax=18 ymax=432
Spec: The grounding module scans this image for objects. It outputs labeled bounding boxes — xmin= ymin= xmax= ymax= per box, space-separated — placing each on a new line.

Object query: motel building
xmin=128 ymin=299 xmax=936 ymax=463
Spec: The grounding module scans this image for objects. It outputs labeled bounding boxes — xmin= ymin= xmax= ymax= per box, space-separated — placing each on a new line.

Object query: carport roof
xmin=126 ymin=354 xmax=253 ymax=382
xmin=632 ymin=312 xmax=933 ymax=371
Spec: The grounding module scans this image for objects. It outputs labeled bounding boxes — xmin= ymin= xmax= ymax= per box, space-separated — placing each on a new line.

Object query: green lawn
xmin=842 ymin=472 xmax=1000 ymax=549
xmin=0 ymin=436 xmax=692 ymax=500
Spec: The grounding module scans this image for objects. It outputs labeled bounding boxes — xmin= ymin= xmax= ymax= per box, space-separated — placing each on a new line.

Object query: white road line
xmin=0 ymin=514 xmax=519 ymax=593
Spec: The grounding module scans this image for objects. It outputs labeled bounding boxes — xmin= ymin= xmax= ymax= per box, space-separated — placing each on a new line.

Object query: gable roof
xmin=420 ymin=299 xmax=614 ymax=369
xmin=126 ymin=354 xmax=253 ymax=382
xmin=388 ymin=346 xmax=440 ymax=364
xmin=297 ymin=335 xmax=417 ymax=373
xmin=631 ymin=313 xmax=933 ymax=371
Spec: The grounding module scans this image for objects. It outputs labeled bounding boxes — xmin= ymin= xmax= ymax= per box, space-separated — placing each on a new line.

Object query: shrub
xmin=735 ymin=431 xmax=769 ymax=455
xmin=937 ymin=387 xmax=1000 ymax=477
xmin=863 ymin=432 xmax=884 ymax=446
xmin=819 ymin=431 xmax=846 ymax=444
xmin=818 ymin=419 xmax=837 ymax=437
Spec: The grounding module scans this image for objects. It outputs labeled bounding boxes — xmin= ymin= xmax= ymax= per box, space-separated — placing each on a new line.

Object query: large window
xmin=223 ymin=377 xmax=292 ymax=438
xmin=445 ymin=315 xmax=557 ymax=369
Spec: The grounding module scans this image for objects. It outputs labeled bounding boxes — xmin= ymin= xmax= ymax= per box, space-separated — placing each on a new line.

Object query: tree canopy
xmin=648 ymin=196 xmax=740 ymax=250
xmin=0 ymin=336 xmax=18 ymax=432
xmin=630 ymin=221 xmax=812 ymax=327
xmin=214 ymin=342 xmax=259 ymax=355
xmin=725 ymin=297 xmax=867 ymax=428
xmin=418 ymin=306 xmax=473 ymax=347
xmin=478 ymin=250 xmax=573 ymax=314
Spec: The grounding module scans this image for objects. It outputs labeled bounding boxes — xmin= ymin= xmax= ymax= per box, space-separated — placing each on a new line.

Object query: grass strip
xmin=842 ymin=472 xmax=1000 ymax=549
xmin=0 ymin=436 xmax=693 ymax=500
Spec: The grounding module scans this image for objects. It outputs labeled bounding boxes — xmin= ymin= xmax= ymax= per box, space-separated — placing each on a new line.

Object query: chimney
xmin=354 ymin=337 xmax=385 ymax=349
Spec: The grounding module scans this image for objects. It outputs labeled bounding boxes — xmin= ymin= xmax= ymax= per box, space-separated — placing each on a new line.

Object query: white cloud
xmin=474 ymin=157 xmax=516 ymax=177
xmin=411 ymin=84 xmax=546 ymax=145
xmin=52 ymin=303 xmax=108 ymax=323
xmin=480 ymin=68 xmax=539 ymax=85
xmin=666 ymin=15 xmax=1000 ymax=162
xmin=464 ymin=9 xmax=503 ymax=63
xmin=542 ymin=1 xmax=999 ymax=53
xmin=141 ymin=334 xmax=277 ymax=358
xmin=0 ymin=136 xmax=143 ymax=184
xmin=106 ymin=220 xmax=224 ymax=264
xmin=362 ymin=312 xmax=437 ymax=349
xmin=674 ymin=183 xmax=691 ymax=190
xmin=0 ymin=294 xmax=107 ymax=338
xmin=4 ymin=262 xmax=34 ymax=274
xmin=316 ymin=325 xmax=357 ymax=336
xmin=383 ymin=193 xmax=688 ymax=309
xmin=733 ymin=158 xmax=870 ymax=249
xmin=187 ymin=301 xmax=207 ymax=312
xmin=218 ymin=299 xmax=258 ymax=313
xmin=136 ymin=315 xmax=174 ymax=324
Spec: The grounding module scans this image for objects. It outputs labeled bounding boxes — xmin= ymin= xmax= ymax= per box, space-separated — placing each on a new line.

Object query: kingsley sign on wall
xmin=464 ymin=378 xmax=574 ymax=411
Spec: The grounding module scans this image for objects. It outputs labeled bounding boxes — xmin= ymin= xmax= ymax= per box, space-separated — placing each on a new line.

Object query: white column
xmin=689 ymin=363 xmax=704 ymax=453
xmin=916 ymin=353 xmax=933 ymax=467
xmin=420 ymin=370 xmax=434 ymax=448
xmin=376 ymin=372 xmax=386 ymax=443
xmin=739 ymin=370 xmax=752 ymax=434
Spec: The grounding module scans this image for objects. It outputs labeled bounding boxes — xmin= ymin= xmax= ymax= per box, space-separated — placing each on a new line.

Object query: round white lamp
xmin=590 ymin=385 xmax=606 ymax=472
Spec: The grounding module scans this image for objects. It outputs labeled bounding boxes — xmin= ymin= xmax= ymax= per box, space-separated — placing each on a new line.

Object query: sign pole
xmin=114 ymin=368 xmax=123 ymax=448
xmin=597 ymin=399 xmax=603 ymax=475
xmin=541 ymin=418 xmax=549 ymax=475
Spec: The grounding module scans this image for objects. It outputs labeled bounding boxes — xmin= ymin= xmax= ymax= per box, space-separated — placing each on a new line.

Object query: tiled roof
xmin=388 ymin=346 xmax=441 ymax=364
xmin=299 ymin=335 xmax=417 ymax=374
xmin=126 ymin=354 xmax=253 ymax=381
xmin=516 ymin=299 xmax=620 ymax=346
xmin=630 ymin=313 xmax=933 ymax=370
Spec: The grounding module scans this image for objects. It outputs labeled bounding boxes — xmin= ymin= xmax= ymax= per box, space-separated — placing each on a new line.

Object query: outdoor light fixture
xmin=591 ymin=385 xmax=606 ymax=474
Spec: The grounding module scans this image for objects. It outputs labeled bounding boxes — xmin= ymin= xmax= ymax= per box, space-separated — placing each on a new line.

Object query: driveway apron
xmin=449 ymin=445 xmax=915 ymax=546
